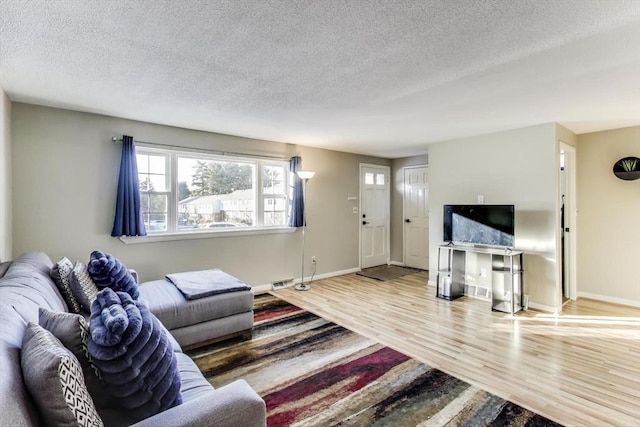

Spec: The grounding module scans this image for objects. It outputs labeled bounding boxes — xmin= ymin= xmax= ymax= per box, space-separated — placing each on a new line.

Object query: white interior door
xmin=560 ymin=143 xmax=577 ymax=302
xmin=404 ymin=166 xmax=429 ymax=270
xmin=360 ymin=164 xmax=390 ymax=269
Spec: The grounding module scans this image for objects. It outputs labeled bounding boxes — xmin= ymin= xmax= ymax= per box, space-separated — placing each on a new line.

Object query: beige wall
xmin=577 ymin=126 xmax=640 ymax=305
xmin=428 ymin=124 xmax=559 ymax=309
xmin=390 ymin=155 xmax=428 ymax=264
xmin=0 ymin=90 xmax=11 ymax=262
xmin=11 ymin=103 xmax=388 ymax=286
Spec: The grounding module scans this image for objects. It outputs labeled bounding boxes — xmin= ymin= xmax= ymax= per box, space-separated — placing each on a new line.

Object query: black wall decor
xmin=613 ymin=156 xmax=640 ymax=181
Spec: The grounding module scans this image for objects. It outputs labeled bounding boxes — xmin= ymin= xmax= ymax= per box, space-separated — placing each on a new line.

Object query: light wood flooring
xmin=271 ymin=271 xmax=640 ymax=427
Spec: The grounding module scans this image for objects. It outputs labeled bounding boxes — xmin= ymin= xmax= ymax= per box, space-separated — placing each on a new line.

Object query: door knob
xmin=405 ymin=219 xmax=411 ymax=223
xmin=362 ymin=221 xmax=369 ymax=225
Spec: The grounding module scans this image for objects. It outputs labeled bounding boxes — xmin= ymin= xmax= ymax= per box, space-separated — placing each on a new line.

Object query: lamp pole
xmin=295 ymin=171 xmax=314 ymax=291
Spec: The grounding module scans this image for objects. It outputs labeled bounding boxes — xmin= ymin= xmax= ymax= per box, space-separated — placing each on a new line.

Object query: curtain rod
xmin=111 ymin=136 xmax=290 ymax=161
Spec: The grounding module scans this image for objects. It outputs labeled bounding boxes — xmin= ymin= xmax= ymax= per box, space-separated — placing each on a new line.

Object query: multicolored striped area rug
xmin=188 ymin=294 xmax=562 ymax=427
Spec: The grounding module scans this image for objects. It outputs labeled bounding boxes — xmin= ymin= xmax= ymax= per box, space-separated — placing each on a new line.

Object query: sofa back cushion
xmin=0 ymin=303 xmax=40 ymax=427
xmin=0 ymin=252 xmax=68 ymax=427
xmin=0 ymin=252 xmax=67 ymax=324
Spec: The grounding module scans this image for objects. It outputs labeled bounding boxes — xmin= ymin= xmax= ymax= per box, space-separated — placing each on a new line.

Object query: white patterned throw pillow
xmin=70 ymin=261 xmax=100 ymax=312
xmin=51 ymin=257 xmax=82 ymax=314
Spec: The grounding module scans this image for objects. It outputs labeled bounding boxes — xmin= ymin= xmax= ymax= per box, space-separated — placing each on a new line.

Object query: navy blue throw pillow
xmin=87 ymin=250 xmax=139 ymax=299
xmin=87 ymin=288 xmax=182 ymax=423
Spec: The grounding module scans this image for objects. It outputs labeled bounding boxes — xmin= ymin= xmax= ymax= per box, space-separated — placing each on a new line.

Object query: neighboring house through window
xmin=136 ymin=146 xmax=289 ymax=233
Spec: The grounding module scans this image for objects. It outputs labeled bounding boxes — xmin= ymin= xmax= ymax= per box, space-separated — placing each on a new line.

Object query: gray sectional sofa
xmin=0 ymin=251 xmax=266 ymax=427
xmin=139 ymin=278 xmax=254 ymax=350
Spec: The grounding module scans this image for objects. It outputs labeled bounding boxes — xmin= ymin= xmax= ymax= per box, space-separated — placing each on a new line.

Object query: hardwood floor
xmin=270 ymin=271 xmax=640 ymax=427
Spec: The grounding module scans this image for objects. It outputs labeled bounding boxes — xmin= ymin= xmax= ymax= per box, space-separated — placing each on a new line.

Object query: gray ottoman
xmin=139 ymin=278 xmax=254 ymax=350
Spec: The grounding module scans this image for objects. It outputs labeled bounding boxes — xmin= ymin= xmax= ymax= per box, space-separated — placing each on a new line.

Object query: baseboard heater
xmin=272 ymin=278 xmax=294 ymax=289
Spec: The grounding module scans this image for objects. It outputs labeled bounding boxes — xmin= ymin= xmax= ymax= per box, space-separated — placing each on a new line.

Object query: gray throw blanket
xmin=166 ymin=269 xmax=250 ymax=300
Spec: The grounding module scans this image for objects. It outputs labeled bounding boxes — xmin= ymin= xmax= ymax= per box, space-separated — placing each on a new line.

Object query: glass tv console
xmin=436 ymin=244 xmax=525 ymax=314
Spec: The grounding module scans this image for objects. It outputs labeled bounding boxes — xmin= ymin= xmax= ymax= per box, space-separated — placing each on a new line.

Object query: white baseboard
xmin=255 ymin=267 xmax=362 ymax=294
xmin=251 ymin=283 xmax=273 ymax=294
xmin=312 ymin=267 xmax=360 ymax=281
xmin=427 ymin=280 xmax=436 ymax=287
xmin=578 ymin=291 xmax=640 ymax=308
xmin=528 ymin=301 xmax=558 ymax=314
xmin=389 ymin=260 xmax=404 ymax=267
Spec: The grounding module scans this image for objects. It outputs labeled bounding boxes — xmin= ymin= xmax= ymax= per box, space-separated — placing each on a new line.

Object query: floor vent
xmin=272 ymin=278 xmax=294 ymax=289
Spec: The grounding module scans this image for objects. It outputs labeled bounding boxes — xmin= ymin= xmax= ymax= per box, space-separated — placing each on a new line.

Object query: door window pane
xmin=365 ymin=173 xmax=374 ymax=185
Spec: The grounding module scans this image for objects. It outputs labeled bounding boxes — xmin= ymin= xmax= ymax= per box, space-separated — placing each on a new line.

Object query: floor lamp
xmin=295 ymin=170 xmax=315 ymax=291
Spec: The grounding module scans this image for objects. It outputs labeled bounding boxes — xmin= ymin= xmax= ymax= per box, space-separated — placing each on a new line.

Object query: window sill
xmin=118 ymin=226 xmax=296 ymax=244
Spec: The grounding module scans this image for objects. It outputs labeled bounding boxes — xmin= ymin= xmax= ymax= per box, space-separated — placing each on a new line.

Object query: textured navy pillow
xmin=87 ymin=250 xmax=139 ymax=299
xmin=87 ymin=288 xmax=182 ymax=423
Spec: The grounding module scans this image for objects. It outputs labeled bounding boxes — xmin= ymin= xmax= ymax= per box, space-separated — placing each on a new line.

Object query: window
xmin=136 ymin=146 xmax=289 ymax=234
xmin=365 ymin=172 xmax=374 ymax=185
xmin=364 ymin=172 xmax=386 ymax=186
xmin=137 ymin=153 xmax=169 ymax=232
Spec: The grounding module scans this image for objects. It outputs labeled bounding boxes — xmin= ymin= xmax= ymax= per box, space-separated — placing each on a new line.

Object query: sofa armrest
xmin=131 ymin=379 xmax=266 ymax=427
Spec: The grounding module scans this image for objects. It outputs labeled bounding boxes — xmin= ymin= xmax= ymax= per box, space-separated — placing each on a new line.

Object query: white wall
xmin=577 ymin=126 xmax=640 ymax=305
xmin=428 ymin=124 xmax=559 ymax=309
xmin=11 ymin=103 xmax=388 ymax=286
xmin=0 ymin=90 xmax=11 ymax=262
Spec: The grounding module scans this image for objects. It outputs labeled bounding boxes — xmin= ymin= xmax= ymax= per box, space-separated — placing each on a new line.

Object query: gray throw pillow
xmin=51 ymin=257 xmax=82 ymax=313
xmin=38 ymin=308 xmax=100 ymax=381
xmin=38 ymin=308 xmax=133 ymax=427
xmin=21 ymin=322 xmax=104 ymax=427
xmin=70 ymin=262 xmax=99 ymax=312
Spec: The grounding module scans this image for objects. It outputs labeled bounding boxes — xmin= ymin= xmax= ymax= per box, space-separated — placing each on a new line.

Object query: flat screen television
xmin=443 ymin=204 xmax=515 ymax=248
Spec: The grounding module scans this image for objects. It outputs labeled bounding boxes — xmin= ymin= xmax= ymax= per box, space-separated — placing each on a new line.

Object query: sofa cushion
xmin=87 ymin=288 xmax=182 ymax=423
xmin=175 ymin=352 xmax=215 ymax=402
xmin=0 ymin=252 xmax=67 ymax=324
xmin=70 ymin=262 xmax=100 ymax=312
xmin=139 ymin=279 xmax=253 ymax=330
xmin=51 ymin=257 xmax=82 ymax=314
xmin=21 ymin=322 xmax=104 ymax=427
xmin=88 ymin=250 xmax=139 ymax=299
xmin=0 ymin=260 xmax=11 ymax=278
xmin=0 ymin=304 xmax=40 ymax=427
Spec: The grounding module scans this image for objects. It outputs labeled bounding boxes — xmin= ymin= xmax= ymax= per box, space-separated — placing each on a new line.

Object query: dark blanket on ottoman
xmin=165 ymin=269 xmax=250 ymax=300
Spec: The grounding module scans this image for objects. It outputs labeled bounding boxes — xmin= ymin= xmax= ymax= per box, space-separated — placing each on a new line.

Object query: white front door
xmin=404 ymin=166 xmax=429 ymax=270
xmin=360 ymin=164 xmax=390 ymax=269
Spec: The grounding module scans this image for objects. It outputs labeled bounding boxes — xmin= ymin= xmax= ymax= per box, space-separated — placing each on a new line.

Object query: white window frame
xmin=127 ymin=145 xmax=292 ymax=243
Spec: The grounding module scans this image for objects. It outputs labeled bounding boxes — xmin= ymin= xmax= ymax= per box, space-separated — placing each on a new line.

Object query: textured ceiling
xmin=1 ymin=0 xmax=639 ymax=158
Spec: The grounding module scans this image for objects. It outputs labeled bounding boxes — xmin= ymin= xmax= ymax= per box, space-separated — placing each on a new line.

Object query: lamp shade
xmin=297 ymin=170 xmax=315 ymax=180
